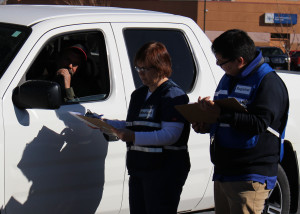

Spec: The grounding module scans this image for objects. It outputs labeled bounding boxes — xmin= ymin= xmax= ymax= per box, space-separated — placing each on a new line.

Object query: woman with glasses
xmin=104 ymin=41 xmax=190 ymax=214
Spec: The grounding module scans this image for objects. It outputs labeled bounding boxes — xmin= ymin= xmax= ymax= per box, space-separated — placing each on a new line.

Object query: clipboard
xmin=175 ymin=98 xmax=247 ymax=123
xmin=214 ymin=97 xmax=247 ymax=113
xmin=69 ymin=111 xmax=117 ymax=136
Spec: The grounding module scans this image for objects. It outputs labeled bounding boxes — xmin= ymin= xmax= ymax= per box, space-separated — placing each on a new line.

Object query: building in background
xmin=199 ymin=0 xmax=300 ymax=53
xmin=6 ymin=0 xmax=300 ymax=53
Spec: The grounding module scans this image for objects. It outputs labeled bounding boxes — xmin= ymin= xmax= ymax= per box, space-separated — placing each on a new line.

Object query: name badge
xmin=139 ymin=106 xmax=154 ymax=119
xmin=235 ymin=85 xmax=252 ymax=95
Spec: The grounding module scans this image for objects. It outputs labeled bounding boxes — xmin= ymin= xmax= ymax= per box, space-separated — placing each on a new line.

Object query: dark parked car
xmin=256 ymin=46 xmax=289 ymax=70
xmin=290 ymin=50 xmax=300 ymax=71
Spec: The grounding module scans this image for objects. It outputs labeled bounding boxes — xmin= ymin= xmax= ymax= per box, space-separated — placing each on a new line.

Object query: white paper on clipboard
xmin=69 ymin=111 xmax=118 ymax=136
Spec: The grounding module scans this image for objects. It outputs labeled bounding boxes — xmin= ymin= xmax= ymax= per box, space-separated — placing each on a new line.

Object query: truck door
xmin=2 ymin=23 xmax=128 ymax=214
xmin=112 ymin=22 xmax=217 ymax=212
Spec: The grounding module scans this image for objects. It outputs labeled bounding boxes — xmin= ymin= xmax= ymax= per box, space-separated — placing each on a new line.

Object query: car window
xmin=26 ymin=31 xmax=110 ymax=104
xmin=0 ymin=23 xmax=31 ymax=79
xmin=261 ymin=48 xmax=284 ymax=56
xmin=293 ymin=52 xmax=300 ymax=57
xmin=123 ymin=29 xmax=196 ymax=93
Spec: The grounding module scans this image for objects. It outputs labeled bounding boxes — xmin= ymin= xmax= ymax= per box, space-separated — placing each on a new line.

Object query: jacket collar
xmin=237 ymin=51 xmax=263 ymax=79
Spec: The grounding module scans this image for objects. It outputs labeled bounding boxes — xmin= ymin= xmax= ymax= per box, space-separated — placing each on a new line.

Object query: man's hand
xmin=111 ymin=127 xmax=135 ymax=142
xmin=57 ymin=68 xmax=72 ymax=88
xmin=192 ymin=122 xmax=210 ymax=134
xmin=191 ymin=96 xmax=221 ymax=134
xmin=198 ymin=96 xmax=221 ymax=118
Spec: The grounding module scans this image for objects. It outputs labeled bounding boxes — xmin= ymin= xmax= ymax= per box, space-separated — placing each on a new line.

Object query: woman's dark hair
xmin=211 ymin=29 xmax=256 ymax=63
xmin=134 ymin=41 xmax=172 ymax=78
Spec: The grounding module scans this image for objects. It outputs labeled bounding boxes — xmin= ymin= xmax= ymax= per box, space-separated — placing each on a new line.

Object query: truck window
xmin=26 ymin=31 xmax=110 ymax=104
xmin=123 ymin=29 xmax=196 ymax=92
xmin=0 ymin=23 xmax=31 ymax=79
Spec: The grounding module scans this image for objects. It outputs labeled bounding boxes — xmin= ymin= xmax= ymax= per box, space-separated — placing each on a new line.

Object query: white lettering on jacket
xmin=139 ymin=105 xmax=154 ymax=119
xmin=235 ymin=85 xmax=252 ymax=95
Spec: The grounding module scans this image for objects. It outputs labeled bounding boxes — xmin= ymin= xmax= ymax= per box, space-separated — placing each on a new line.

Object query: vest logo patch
xmin=139 ymin=106 xmax=155 ymax=119
xmin=235 ymin=85 xmax=252 ymax=95
xmin=215 ymin=90 xmax=228 ymax=96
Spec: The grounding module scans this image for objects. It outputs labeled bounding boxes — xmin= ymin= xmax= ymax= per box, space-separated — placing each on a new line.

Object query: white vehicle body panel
xmin=278 ymin=71 xmax=300 ymax=163
xmin=2 ymin=22 xmax=128 ymax=213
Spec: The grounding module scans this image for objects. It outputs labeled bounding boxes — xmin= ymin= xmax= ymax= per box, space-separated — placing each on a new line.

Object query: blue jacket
xmin=211 ymin=52 xmax=289 ymax=189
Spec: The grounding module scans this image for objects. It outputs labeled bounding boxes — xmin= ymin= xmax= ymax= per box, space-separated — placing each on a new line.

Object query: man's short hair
xmin=211 ymin=29 xmax=256 ymax=63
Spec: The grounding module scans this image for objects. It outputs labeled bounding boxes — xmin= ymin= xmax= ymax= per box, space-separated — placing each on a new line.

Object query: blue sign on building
xmin=274 ymin=13 xmax=297 ymax=25
xmin=265 ymin=13 xmax=297 ymax=25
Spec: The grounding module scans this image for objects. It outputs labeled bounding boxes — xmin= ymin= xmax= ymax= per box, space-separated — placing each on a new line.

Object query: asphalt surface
xmin=183 ymin=211 xmax=214 ymax=214
xmin=195 ymin=212 xmax=214 ymax=214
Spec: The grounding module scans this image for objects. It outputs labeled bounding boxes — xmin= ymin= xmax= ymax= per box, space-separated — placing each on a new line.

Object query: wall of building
xmin=235 ymin=0 xmax=300 ymax=3
xmin=198 ymin=1 xmax=300 ymax=50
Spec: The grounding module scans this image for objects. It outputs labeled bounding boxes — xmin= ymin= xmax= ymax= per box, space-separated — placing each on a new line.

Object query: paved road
xmin=178 ymin=210 xmax=214 ymax=214
xmin=195 ymin=212 xmax=214 ymax=214
xmin=184 ymin=211 xmax=214 ymax=214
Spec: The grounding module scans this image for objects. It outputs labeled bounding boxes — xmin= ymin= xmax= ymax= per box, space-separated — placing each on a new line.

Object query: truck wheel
xmin=262 ymin=164 xmax=290 ymax=214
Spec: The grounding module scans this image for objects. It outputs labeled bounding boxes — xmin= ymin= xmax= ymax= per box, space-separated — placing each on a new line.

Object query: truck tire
xmin=263 ymin=164 xmax=290 ymax=214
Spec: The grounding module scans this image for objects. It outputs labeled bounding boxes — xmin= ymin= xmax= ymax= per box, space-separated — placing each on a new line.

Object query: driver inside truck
xmin=53 ymin=44 xmax=88 ymax=102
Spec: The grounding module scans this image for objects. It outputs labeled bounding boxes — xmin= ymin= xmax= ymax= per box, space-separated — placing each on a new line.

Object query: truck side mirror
xmin=12 ymin=80 xmax=62 ymax=109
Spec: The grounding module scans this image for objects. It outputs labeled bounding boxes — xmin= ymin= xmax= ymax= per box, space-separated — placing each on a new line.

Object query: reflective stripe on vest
xmin=267 ymin=127 xmax=280 ymax=138
xmin=126 ymin=121 xmax=161 ymax=128
xmin=128 ymin=145 xmax=187 ymax=153
xmin=220 ymin=123 xmax=280 ymax=138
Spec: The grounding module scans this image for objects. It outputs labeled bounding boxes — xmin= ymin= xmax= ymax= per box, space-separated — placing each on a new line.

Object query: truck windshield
xmin=0 ymin=23 xmax=31 ymax=79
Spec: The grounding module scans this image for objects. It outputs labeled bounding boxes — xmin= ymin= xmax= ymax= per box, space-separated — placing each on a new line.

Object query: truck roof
xmin=0 ymin=5 xmax=179 ymax=27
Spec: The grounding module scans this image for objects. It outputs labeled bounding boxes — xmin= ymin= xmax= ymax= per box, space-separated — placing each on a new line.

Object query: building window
xmin=271 ymin=33 xmax=290 ymax=40
xmin=270 ymin=33 xmax=290 ymax=50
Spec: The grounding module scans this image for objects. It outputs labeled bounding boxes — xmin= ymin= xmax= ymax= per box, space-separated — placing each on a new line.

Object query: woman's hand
xmin=192 ymin=122 xmax=210 ymax=133
xmin=111 ymin=127 xmax=135 ymax=142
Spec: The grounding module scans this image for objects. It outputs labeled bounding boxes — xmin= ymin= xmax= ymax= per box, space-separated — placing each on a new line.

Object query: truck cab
xmin=0 ymin=5 xmax=222 ymax=214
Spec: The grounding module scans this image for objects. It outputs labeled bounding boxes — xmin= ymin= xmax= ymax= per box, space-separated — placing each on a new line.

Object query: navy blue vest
xmin=125 ymin=80 xmax=190 ymax=173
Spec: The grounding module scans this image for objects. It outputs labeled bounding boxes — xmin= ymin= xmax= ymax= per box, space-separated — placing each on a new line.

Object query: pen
xmin=85 ymin=109 xmax=103 ymax=119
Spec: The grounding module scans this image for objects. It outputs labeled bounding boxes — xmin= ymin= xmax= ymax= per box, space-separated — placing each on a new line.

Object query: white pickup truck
xmin=0 ymin=4 xmax=299 ymax=214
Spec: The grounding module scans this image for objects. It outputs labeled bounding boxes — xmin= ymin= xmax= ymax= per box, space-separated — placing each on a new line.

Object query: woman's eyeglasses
xmin=135 ymin=66 xmax=154 ymax=73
